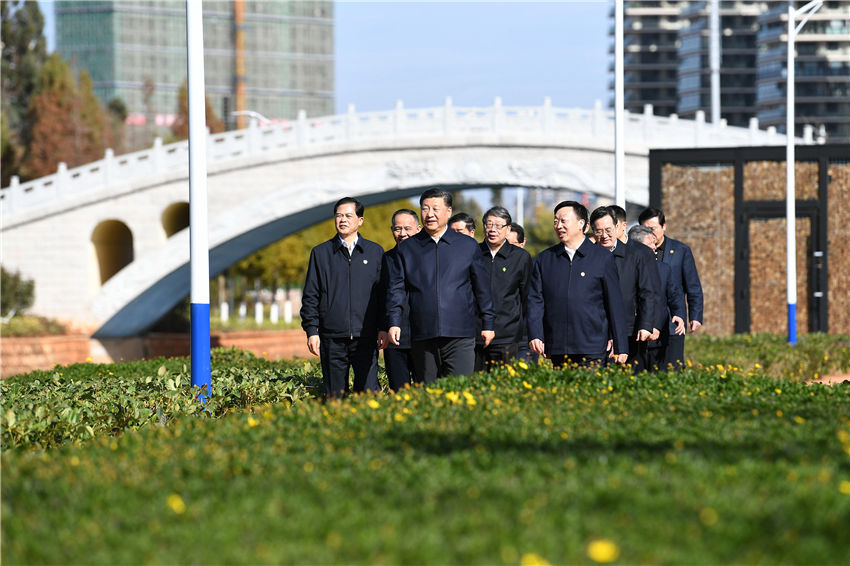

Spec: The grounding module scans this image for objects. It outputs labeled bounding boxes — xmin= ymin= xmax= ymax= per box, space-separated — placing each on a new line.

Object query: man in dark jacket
xmin=639 ymin=207 xmax=703 ymax=369
xmin=474 ymin=206 xmax=532 ymax=371
xmin=590 ymin=206 xmax=662 ymax=373
xmin=381 ymin=208 xmax=421 ymax=391
xmin=300 ymin=197 xmax=384 ymax=399
xmin=527 ymin=201 xmax=629 ymax=368
xmin=387 ymin=188 xmax=495 ymax=383
xmin=628 ymin=225 xmax=686 ymax=371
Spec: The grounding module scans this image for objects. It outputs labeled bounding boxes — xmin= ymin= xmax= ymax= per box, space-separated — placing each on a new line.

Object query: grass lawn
xmin=3 ymin=348 xmax=850 ymax=564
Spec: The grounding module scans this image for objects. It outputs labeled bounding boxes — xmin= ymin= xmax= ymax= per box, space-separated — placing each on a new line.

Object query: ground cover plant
xmin=3 ymin=357 xmax=850 ymax=565
xmin=1 ymin=348 xmax=322 ymax=450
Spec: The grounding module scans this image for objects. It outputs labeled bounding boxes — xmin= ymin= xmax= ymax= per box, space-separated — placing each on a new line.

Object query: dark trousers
xmin=666 ymin=334 xmax=686 ymax=370
xmin=474 ymin=342 xmax=518 ymax=372
xmin=411 ymin=337 xmax=475 ymax=384
xmin=628 ymin=336 xmax=649 ymax=374
xmin=383 ymin=347 xmax=415 ymax=392
xmin=517 ymin=340 xmax=540 ymax=365
xmin=319 ymin=336 xmax=379 ymax=399
xmin=646 ymin=345 xmax=667 ymax=372
xmin=551 ymin=353 xmax=606 ymax=369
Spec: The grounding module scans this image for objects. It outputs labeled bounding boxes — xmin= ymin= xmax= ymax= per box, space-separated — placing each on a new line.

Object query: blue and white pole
xmin=186 ymin=0 xmax=211 ymax=396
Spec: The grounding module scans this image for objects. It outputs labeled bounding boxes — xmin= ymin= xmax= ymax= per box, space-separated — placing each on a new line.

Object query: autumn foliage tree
xmin=19 ymin=54 xmax=115 ymax=180
xmin=170 ymin=80 xmax=225 ymax=141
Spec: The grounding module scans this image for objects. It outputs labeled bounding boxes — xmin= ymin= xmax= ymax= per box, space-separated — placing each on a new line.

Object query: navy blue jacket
xmin=476 ymin=241 xmax=533 ymax=345
xmin=526 ymin=238 xmax=628 ymax=357
xmin=611 ymin=240 xmax=663 ymax=337
xmin=658 ymin=236 xmax=703 ymax=329
xmin=381 ymin=246 xmax=412 ymax=349
xmin=300 ymin=235 xmax=384 ymax=340
xmin=649 ymin=260 xmax=686 ymax=348
xmin=387 ymin=228 xmax=495 ymax=341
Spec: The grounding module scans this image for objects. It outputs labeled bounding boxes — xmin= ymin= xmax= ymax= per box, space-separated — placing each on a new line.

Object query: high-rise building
xmin=677 ymin=1 xmax=765 ymax=127
xmin=56 ymin=0 xmax=334 ymax=145
xmin=610 ymin=1 xmax=850 ymax=142
xmin=610 ymin=1 xmax=689 ymax=116
xmin=756 ymin=0 xmax=850 ymax=141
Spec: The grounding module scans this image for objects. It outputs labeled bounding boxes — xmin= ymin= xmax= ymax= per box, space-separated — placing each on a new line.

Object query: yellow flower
xmin=775 ymin=388 xmax=782 ymax=394
xmin=463 ymin=391 xmax=476 ymax=406
xmin=520 ymin=553 xmax=552 ymax=566
xmin=425 ymin=387 xmax=443 ymax=395
xmin=839 ymin=481 xmax=850 ymax=495
xmin=367 ymin=399 xmax=380 ymax=409
xmin=507 ymin=365 xmax=517 ymax=376
xmin=517 ymin=361 xmax=529 ymax=370
xmin=587 ymin=539 xmax=620 ymax=563
xmin=247 ymin=417 xmax=259 ymax=427
xmin=167 ymin=494 xmax=186 ymax=515
xmin=523 ymin=381 xmax=533 ymax=390
xmin=699 ymin=507 xmax=719 ymax=526
xmin=445 ymin=391 xmax=461 ymax=404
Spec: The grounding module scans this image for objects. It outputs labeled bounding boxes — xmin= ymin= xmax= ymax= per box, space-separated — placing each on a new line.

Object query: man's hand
xmin=606 ymin=339 xmax=613 ymax=354
xmin=529 ymin=338 xmax=545 ymax=356
xmin=689 ymin=320 xmax=702 ymax=333
xmin=672 ymin=316 xmax=686 ymax=335
xmin=649 ymin=328 xmax=660 ymax=341
xmin=377 ymin=331 xmax=390 ymax=350
xmin=636 ymin=329 xmax=652 ymax=342
xmin=307 ymin=335 xmax=320 ymax=357
xmin=481 ymin=330 xmax=495 ymax=347
xmin=614 ymin=353 xmax=628 ymax=364
xmin=388 ymin=326 xmax=401 ymax=346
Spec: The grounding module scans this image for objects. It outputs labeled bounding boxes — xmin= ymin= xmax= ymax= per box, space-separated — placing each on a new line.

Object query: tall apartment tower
xmin=677 ymin=1 xmax=766 ymax=127
xmin=610 ymin=1 xmax=689 ymax=116
xmin=56 ymin=0 xmax=334 ymax=145
xmin=755 ymin=1 xmax=850 ymax=142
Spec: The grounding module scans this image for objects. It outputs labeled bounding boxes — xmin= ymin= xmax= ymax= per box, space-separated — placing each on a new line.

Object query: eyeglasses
xmin=484 ymin=222 xmax=507 ymax=230
xmin=592 ymin=227 xmax=615 ymax=237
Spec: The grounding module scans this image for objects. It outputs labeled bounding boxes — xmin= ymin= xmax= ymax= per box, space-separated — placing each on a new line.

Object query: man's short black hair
xmin=589 ymin=206 xmax=617 ymax=227
xmin=391 ymin=208 xmax=419 ymax=225
xmin=334 ymin=196 xmax=364 ymax=218
xmin=609 ymin=204 xmax=627 ymax=224
xmin=420 ymin=188 xmax=453 ymax=208
xmin=553 ymin=200 xmax=589 ymax=228
xmin=482 ymin=206 xmax=512 ymax=227
xmin=638 ymin=207 xmax=666 ymax=226
xmin=509 ymin=222 xmax=526 ymax=244
xmin=449 ymin=212 xmax=476 ymax=232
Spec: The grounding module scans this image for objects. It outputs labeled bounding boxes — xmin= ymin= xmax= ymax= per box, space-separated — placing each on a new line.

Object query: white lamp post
xmin=614 ymin=0 xmax=625 ymax=209
xmin=786 ymin=0 xmax=822 ymax=345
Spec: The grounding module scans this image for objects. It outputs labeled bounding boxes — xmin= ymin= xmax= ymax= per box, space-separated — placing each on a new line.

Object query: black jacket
xmin=381 ymin=246 xmax=412 ymax=349
xmin=611 ymin=240 xmax=663 ymax=337
xmin=300 ymin=235 xmax=384 ymax=340
xmin=476 ymin=241 xmax=532 ymax=345
xmin=387 ymin=228 xmax=495 ymax=341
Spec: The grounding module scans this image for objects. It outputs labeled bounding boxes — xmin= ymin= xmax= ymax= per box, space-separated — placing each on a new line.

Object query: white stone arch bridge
xmin=0 ymin=98 xmax=796 ymax=337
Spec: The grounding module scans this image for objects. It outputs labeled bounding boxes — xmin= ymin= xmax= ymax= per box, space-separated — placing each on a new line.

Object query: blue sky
xmin=42 ymin=1 xmax=611 ymax=114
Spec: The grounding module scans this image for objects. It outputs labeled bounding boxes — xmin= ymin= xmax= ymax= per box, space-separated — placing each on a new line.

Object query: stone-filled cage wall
xmin=649 ymin=144 xmax=850 ymax=336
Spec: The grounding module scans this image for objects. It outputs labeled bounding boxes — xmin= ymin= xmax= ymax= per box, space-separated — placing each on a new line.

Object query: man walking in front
xmin=387 ymin=188 xmax=495 ymax=383
xmin=301 ymin=197 xmax=384 ymax=399
xmin=526 ymin=201 xmax=629 ymax=368
xmin=474 ymin=206 xmax=532 ymax=371
xmin=639 ymin=207 xmax=703 ymax=369
xmin=381 ymin=208 xmax=421 ymax=391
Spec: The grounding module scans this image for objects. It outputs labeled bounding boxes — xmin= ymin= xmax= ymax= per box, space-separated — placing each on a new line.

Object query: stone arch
xmin=91 ymin=220 xmax=134 ymax=285
xmin=161 ymin=202 xmax=190 ymax=238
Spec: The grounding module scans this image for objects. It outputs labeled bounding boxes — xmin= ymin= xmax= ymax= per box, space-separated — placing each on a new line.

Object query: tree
xmin=19 ymin=55 xmax=113 ymax=180
xmin=1 ymin=267 xmax=34 ymax=317
xmin=170 ymin=80 xmax=226 ymax=140
xmin=523 ymin=203 xmax=558 ymax=257
xmin=1 ymin=0 xmax=48 ymax=183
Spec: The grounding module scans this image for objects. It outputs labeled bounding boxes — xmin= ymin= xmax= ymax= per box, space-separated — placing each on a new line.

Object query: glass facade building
xmin=610 ymin=0 xmax=850 ymax=142
xmin=56 ymin=0 xmax=334 ymax=141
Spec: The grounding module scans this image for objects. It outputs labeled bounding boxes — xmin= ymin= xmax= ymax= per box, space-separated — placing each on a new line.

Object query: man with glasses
xmin=474 ymin=207 xmax=532 ymax=371
xmin=386 ymin=188 xmax=495 ymax=383
xmin=300 ymin=197 xmax=384 ymax=399
xmin=526 ymin=201 xmax=629 ymax=368
xmin=590 ymin=206 xmax=661 ymax=373
xmin=380 ymin=209 xmax=421 ymax=391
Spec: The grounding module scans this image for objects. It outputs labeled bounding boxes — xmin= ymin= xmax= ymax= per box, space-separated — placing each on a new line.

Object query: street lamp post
xmin=614 ymin=0 xmax=625 ymax=209
xmin=785 ymin=0 xmax=822 ymax=345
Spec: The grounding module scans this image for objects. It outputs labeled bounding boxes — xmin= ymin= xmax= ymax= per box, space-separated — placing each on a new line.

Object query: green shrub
xmin=0 ymin=267 xmax=34 ymax=317
xmin=1 ymin=315 xmax=66 ymax=336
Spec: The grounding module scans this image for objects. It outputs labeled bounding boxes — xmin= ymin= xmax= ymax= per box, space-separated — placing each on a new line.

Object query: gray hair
xmin=628 ymin=224 xmax=655 ymax=244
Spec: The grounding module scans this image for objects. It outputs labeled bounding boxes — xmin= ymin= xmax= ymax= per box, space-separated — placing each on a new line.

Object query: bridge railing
xmin=1 ymin=98 xmax=795 ymax=218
